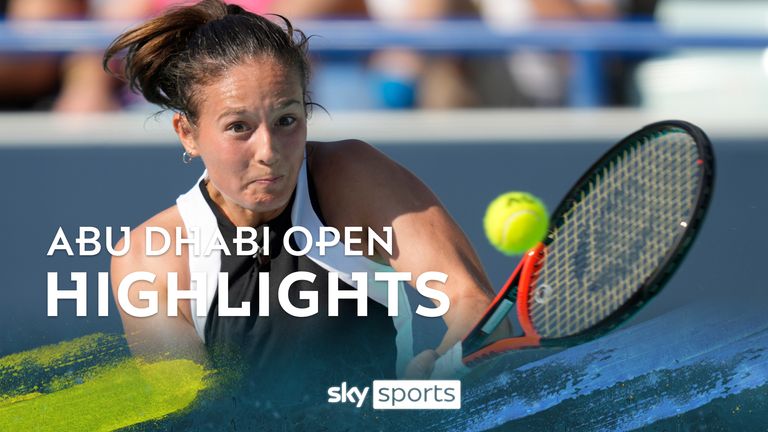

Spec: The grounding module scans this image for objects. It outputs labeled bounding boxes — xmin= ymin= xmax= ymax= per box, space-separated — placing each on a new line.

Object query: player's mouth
xmin=251 ymin=175 xmax=283 ymax=185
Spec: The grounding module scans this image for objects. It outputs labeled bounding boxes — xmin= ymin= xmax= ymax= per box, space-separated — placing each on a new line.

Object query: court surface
xmin=1 ymin=118 xmax=766 ymax=430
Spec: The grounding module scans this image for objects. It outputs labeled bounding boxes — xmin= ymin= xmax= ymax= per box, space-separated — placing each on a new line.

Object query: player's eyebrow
xmin=276 ymin=99 xmax=301 ymax=109
xmin=217 ymin=108 xmax=247 ymax=121
xmin=216 ymin=100 xmax=301 ymax=121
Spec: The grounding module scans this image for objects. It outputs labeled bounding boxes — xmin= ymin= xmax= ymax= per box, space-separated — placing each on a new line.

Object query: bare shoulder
xmin=309 ymin=139 xmax=399 ymax=182
xmin=309 ymin=139 xmax=426 ymax=198
xmin=308 ymin=139 xmax=441 ymax=241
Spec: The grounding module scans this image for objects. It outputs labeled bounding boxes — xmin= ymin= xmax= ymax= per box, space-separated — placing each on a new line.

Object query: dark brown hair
xmin=103 ymin=0 xmax=311 ymax=122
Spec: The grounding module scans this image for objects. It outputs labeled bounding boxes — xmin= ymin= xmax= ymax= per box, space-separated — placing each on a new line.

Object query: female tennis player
xmin=106 ymin=0 xmax=502 ymax=399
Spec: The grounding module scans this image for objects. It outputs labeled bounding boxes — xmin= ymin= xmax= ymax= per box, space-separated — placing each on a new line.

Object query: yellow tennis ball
xmin=484 ymin=192 xmax=549 ymax=255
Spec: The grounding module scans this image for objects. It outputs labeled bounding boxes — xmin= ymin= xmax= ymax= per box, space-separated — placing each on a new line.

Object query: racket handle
xmin=430 ymin=341 xmax=471 ymax=379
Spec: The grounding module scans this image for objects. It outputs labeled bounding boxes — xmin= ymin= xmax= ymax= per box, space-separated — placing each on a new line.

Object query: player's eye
xmin=227 ymin=122 xmax=250 ymax=134
xmin=277 ymin=116 xmax=296 ymax=127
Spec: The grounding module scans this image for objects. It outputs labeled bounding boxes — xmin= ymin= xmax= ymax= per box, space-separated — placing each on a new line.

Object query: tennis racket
xmin=432 ymin=120 xmax=715 ymax=378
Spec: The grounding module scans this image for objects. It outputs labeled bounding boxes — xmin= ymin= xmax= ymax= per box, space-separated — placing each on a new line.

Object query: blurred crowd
xmin=0 ymin=0 xmax=658 ymax=112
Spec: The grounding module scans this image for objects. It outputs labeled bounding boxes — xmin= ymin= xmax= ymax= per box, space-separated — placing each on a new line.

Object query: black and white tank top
xmin=175 ymin=157 xmax=414 ymax=385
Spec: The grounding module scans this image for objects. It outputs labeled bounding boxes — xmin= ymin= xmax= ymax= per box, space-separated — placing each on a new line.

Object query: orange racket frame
xmin=463 ymin=243 xmax=545 ymax=366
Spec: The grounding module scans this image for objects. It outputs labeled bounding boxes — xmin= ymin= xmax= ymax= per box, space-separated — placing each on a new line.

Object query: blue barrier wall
xmin=1 ymin=139 xmax=766 ymax=356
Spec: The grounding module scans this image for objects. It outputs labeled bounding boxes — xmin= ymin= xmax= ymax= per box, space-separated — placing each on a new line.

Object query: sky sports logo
xmin=327 ymin=380 xmax=461 ymax=409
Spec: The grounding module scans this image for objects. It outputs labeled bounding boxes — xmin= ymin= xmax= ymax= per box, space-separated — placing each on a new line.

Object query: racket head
xmin=520 ymin=120 xmax=715 ymax=347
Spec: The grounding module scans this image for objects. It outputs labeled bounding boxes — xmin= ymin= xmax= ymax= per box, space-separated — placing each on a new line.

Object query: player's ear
xmin=173 ymin=112 xmax=198 ymax=157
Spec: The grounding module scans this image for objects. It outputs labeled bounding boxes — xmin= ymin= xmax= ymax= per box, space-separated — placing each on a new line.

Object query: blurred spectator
xmin=366 ymin=0 xmax=484 ymax=109
xmin=607 ymin=0 xmax=659 ymax=106
xmin=1 ymin=0 xmax=656 ymax=111
xmin=476 ymin=0 xmax=657 ymax=107
xmin=93 ymin=0 xmax=366 ymax=20
xmin=0 ymin=0 xmax=113 ymax=111
xmin=474 ymin=0 xmax=615 ymax=107
xmin=365 ymin=0 xmax=618 ymax=109
xmin=0 ymin=0 xmax=367 ymax=112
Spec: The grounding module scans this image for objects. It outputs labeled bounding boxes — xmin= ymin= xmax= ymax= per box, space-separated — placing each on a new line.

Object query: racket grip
xmin=430 ymin=341 xmax=471 ymax=379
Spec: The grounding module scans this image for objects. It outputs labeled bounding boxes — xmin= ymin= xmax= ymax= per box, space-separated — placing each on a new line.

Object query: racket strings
xmin=529 ymin=130 xmax=702 ymax=338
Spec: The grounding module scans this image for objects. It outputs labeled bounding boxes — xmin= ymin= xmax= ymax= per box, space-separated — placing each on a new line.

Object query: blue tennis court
xmin=1 ymin=113 xmax=766 ymax=429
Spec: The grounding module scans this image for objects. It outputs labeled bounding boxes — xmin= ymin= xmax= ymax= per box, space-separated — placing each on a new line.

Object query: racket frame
xmin=460 ymin=120 xmax=715 ymax=366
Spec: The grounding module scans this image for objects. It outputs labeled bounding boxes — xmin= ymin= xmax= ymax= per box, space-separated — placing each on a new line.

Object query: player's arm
xmin=314 ymin=140 xmax=510 ymax=357
xmin=110 ymin=219 xmax=208 ymax=365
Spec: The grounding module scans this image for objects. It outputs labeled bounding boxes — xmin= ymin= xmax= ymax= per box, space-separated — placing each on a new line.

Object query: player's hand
xmin=404 ymin=349 xmax=440 ymax=379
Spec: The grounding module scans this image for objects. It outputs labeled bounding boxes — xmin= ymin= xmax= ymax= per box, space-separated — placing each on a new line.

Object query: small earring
xmin=182 ymin=151 xmax=193 ymax=164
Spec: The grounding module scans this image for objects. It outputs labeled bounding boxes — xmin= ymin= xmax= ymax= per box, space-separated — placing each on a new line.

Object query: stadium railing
xmin=1 ymin=20 xmax=767 ymax=107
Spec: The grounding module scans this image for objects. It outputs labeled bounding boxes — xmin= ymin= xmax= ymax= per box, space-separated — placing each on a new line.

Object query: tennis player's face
xmin=179 ymin=58 xmax=307 ymax=220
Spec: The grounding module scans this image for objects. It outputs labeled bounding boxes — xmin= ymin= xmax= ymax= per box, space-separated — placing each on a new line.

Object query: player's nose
xmin=253 ymin=125 xmax=279 ymax=166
